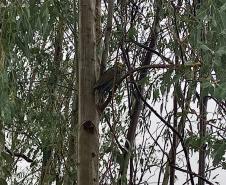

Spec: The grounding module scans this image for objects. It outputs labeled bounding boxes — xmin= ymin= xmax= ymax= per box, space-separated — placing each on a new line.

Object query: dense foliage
xmin=0 ymin=0 xmax=226 ymax=184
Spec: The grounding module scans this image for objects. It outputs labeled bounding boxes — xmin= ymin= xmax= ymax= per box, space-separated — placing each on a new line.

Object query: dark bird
xmin=95 ymin=62 xmax=126 ymax=95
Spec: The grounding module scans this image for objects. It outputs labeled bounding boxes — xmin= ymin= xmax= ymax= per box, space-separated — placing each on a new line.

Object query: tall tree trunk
xmin=78 ymin=0 xmax=99 ymax=185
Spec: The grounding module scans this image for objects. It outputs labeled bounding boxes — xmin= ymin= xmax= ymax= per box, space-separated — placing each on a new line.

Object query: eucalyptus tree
xmin=98 ymin=1 xmax=226 ymax=185
xmin=1 ymin=0 xmax=226 ymax=185
xmin=0 ymin=1 xmax=77 ymax=184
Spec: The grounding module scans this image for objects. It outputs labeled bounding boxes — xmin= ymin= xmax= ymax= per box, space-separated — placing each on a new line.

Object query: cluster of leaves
xmin=1 ymin=0 xmax=76 ymax=184
xmin=0 ymin=0 xmax=226 ymax=184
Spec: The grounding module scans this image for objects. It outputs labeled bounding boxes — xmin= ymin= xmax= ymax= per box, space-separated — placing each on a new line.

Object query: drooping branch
xmin=128 ymin=39 xmax=174 ymax=64
xmin=119 ymin=0 xmax=163 ymax=183
xmin=5 ymin=146 xmax=33 ymax=163
xmin=132 ymin=82 xmax=195 ymax=185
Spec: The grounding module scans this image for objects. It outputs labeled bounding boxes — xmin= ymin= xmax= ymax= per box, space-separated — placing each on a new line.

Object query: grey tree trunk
xmin=78 ymin=1 xmax=99 ymax=185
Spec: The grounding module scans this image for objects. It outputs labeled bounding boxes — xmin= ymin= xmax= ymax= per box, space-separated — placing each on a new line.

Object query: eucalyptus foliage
xmin=0 ymin=0 xmax=226 ymax=185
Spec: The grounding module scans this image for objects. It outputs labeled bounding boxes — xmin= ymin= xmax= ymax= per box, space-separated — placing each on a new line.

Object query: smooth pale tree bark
xmin=78 ymin=0 xmax=99 ymax=185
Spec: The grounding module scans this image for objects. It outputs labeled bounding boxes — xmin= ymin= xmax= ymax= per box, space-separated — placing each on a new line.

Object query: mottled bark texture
xmin=78 ymin=1 xmax=99 ymax=185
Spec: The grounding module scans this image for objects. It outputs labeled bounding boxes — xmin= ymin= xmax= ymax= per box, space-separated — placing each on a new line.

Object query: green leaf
xmin=220 ymin=2 xmax=226 ymax=12
xmin=137 ymin=76 xmax=149 ymax=86
xmin=2 ymin=152 xmax=13 ymax=164
xmin=222 ymin=162 xmax=226 ymax=169
xmin=0 ymin=133 xmax=4 ymax=143
xmin=202 ymin=81 xmax=214 ymax=95
xmin=128 ymin=27 xmax=137 ymax=40
xmin=186 ymin=135 xmax=203 ymax=152
xmin=2 ymin=166 xmax=11 ymax=177
xmin=152 ymin=89 xmax=160 ymax=101
xmin=214 ymin=85 xmax=226 ymax=99
xmin=0 ymin=178 xmax=7 ymax=185
xmin=215 ymin=46 xmax=226 ymax=56
xmin=115 ymin=152 xmax=124 ymax=168
xmin=212 ymin=140 xmax=226 ymax=166
xmin=199 ymin=44 xmax=213 ymax=53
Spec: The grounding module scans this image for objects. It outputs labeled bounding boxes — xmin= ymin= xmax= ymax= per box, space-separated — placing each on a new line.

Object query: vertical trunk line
xmin=119 ymin=0 xmax=162 ymax=183
xmin=198 ymin=95 xmax=208 ymax=185
xmin=78 ymin=0 xmax=99 ymax=185
xmin=170 ymin=86 xmax=177 ymax=185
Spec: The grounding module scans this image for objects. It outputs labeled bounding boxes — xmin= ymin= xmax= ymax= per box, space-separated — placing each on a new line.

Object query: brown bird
xmin=95 ymin=62 xmax=126 ymax=95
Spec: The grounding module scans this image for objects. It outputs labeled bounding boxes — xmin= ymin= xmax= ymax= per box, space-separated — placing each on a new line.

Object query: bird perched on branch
xmin=95 ymin=62 xmax=126 ymax=96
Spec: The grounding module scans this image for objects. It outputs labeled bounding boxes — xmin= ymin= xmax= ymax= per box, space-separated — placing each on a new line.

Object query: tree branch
xmin=5 ymin=146 xmax=34 ymax=163
xmin=132 ymin=82 xmax=195 ymax=185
